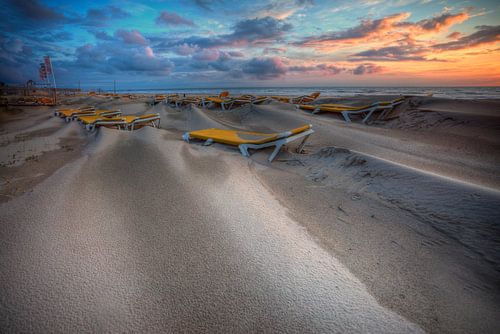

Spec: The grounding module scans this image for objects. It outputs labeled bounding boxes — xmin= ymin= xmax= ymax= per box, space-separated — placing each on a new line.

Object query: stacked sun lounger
xmin=76 ymin=113 xmax=161 ymax=131
xmin=54 ymin=106 xmax=96 ymax=120
xmin=201 ymin=91 xmax=230 ymax=108
xmin=182 ymin=124 xmax=314 ymax=162
xmin=272 ymin=92 xmax=321 ymax=104
xmin=202 ymin=92 xmax=269 ymax=110
xmin=296 ymin=97 xmax=405 ymax=123
xmin=174 ymin=96 xmax=203 ymax=107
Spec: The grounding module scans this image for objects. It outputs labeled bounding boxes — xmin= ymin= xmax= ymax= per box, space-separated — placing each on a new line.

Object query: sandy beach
xmin=0 ymin=94 xmax=499 ymax=333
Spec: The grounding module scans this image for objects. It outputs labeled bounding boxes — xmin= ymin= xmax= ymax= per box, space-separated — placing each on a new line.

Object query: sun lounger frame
xmin=297 ymin=98 xmax=404 ymax=123
xmin=182 ymin=127 xmax=314 ymax=162
xmin=85 ymin=119 xmax=128 ymax=132
xmin=326 ymin=99 xmax=404 ymax=123
xmin=54 ymin=106 xmax=95 ymax=117
xmin=126 ymin=114 xmax=161 ymax=130
xmin=71 ymin=110 xmax=122 ymax=121
xmin=221 ymin=97 xmax=270 ymax=110
xmin=175 ymin=98 xmax=201 ymax=108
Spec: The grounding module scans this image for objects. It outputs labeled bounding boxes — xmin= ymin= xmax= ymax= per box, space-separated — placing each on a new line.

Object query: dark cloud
xmin=71 ymin=42 xmax=172 ymax=75
xmin=288 ymin=65 xmax=315 ymax=71
xmin=156 ymin=11 xmax=195 ymax=27
xmin=242 ymin=57 xmax=287 ymax=79
xmin=316 ymin=64 xmax=343 ymax=74
xmin=91 ymin=30 xmax=114 ymax=41
xmin=295 ymin=11 xmax=469 ymax=47
xmin=295 ymin=12 xmax=410 ymax=46
xmin=228 ymin=51 xmax=244 ymax=57
xmin=288 ymin=64 xmax=344 ymax=75
xmin=80 ymin=6 xmax=131 ymax=27
xmin=192 ymin=48 xmax=220 ymax=61
xmin=433 ymin=25 xmax=500 ymax=51
xmin=38 ymin=31 xmax=73 ymax=42
xmin=415 ymin=12 xmax=468 ymax=32
xmin=352 ymin=64 xmax=383 ymax=75
xmin=174 ymin=43 xmax=198 ymax=56
xmin=231 ymin=16 xmax=292 ymax=43
xmin=108 ymin=55 xmax=173 ymax=75
xmin=191 ymin=0 xmax=222 ymax=11
xmin=350 ymin=44 xmax=428 ymax=61
xmin=6 ymin=0 xmax=65 ymax=21
xmin=114 ymin=29 xmax=148 ymax=46
xmin=168 ymin=16 xmax=292 ymax=49
xmin=447 ymin=31 xmax=463 ymax=39
xmin=0 ymin=36 xmax=37 ymax=83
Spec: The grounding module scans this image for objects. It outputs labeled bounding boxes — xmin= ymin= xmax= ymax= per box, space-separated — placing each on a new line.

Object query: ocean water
xmin=118 ymin=87 xmax=500 ymax=100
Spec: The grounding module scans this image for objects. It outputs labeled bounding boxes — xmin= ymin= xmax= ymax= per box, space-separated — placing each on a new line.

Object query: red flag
xmin=39 ymin=63 xmax=47 ymax=80
xmin=44 ymin=56 xmax=52 ymax=75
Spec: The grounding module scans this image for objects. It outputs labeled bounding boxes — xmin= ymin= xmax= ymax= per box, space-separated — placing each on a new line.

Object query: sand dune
xmin=0 ymin=95 xmax=499 ymax=333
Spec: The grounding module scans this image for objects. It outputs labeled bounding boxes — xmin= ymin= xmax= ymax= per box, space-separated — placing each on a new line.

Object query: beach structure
xmin=297 ymin=97 xmax=405 ymax=123
xmin=272 ymin=92 xmax=321 ymax=104
xmin=79 ymin=113 xmax=160 ymax=131
xmin=182 ymin=124 xmax=314 ymax=162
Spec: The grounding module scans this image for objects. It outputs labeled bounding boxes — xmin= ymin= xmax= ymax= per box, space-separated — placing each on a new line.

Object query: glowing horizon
xmin=0 ymin=0 xmax=499 ymax=89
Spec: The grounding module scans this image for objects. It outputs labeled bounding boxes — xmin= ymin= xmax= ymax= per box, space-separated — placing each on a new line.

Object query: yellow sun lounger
xmin=78 ymin=115 xmax=127 ymax=131
xmin=220 ymin=95 xmax=270 ymax=110
xmin=79 ymin=113 xmax=161 ymax=131
xmin=182 ymin=124 xmax=314 ymax=162
xmin=175 ymin=96 xmax=202 ymax=107
xmin=54 ymin=106 xmax=95 ymax=118
xmin=151 ymin=94 xmax=167 ymax=105
xmin=121 ymin=114 xmax=161 ymax=130
xmin=71 ymin=109 xmax=122 ymax=121
xmin=272 ymin=92 xmax=321 ymax=104
xmin=201 ymin=91 xmax=231 ymax=108
xmin=297 ymin=97 xmax=405 ymax=123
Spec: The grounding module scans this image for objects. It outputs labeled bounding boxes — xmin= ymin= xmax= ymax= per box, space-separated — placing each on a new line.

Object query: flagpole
xmin=48 ymin=56 xmax=57 ymax=105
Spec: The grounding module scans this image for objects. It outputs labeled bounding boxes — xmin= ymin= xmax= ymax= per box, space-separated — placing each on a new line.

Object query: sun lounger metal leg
xmin=362 ymin=109 xmax=377 ymax=124
xmin=268 ymin=143 xmax=284 ymax=162
xmin=296 ymin=134 xmax=311 ymax=153
xmin=238 ymin=129 xmax=314 ymax=162
xmin=341 ymin=111 xmax=352 ymax=122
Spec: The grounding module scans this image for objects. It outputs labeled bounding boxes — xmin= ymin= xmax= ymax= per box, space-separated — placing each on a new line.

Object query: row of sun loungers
xmin=163 ymin=91 xmax=270 ymax=110
xmin=271 ymin=92 xmax=321 ymax=104
xmin=53 ymin=104 xmax=308 ymax=161
xmin=54 ymin=106 xmax=160 ymax=131
xmin=49 ymin=91 xmax=405 ymax=162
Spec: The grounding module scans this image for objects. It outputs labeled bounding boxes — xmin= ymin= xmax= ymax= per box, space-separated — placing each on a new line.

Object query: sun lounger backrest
xmin=310 ymin=92 xmax=321 ymax=99
xmin=275 ymin=124 xmax=312 ymax=139
xmin=220 ymin=91 xmax=229 ymax=98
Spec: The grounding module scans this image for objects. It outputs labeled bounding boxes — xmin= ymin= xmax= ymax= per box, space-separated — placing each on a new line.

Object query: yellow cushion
xmin=121 ymin=114 xmax=158 ymax=123
xmin=78 ymin=115 xmax=123 ymax=124
xmin=188 ymin=125 xmax=311 ymax=146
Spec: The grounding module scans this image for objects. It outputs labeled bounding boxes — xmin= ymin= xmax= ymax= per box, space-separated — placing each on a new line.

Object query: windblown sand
xmin=0 ymin=94 xmax=499 ymax=333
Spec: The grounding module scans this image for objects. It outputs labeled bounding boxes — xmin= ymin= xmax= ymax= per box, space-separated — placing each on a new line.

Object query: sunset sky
xmin=0 ymin=0 xmax=499 ymax=89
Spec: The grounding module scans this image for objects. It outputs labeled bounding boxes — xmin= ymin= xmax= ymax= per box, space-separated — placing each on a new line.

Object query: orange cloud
xmin=294 ymin=11 xmax=470 ymax=50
